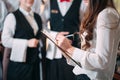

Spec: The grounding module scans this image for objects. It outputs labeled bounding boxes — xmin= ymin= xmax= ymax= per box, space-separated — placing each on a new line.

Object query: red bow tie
xmin=60 ymin=0 xmax=70 ymax=2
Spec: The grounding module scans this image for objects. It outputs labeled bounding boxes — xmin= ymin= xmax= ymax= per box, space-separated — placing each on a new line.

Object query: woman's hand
xmin=56 ymin=32 xmax=74 ymax=57
xmin=56 ymin=32 xmax=69 ymax=37
xmin=27 ymin=38 xmax=39 ymax=48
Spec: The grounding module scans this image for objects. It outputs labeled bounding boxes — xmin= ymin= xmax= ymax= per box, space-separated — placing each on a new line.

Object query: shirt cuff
xmin=67 ymin=47 xmax=87 ymax=67
xmin=67 ymin=58 xmax=77 ymax=66
xmin=72 ymin=48 xmax=85 ymax=62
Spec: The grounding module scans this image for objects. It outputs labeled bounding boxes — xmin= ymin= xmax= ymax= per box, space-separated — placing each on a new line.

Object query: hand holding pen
xmin=56 ymin=32 xmax=72 ymax=44
xmin=56 ymin=32 xmax=74 ymax=56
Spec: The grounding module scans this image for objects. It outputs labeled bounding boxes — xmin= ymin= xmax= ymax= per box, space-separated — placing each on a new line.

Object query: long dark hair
xmin=80 ymin=0 xmax=116 ymax=50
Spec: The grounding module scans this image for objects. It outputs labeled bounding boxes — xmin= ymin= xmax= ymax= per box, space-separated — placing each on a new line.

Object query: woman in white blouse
xmin=56 ymin=0 xmax=120 ymax=80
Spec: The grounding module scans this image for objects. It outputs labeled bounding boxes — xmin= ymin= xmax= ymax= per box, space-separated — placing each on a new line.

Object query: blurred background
xmin=114 ymin=1 xmax=120 ymax=80
xmin=0 ymin=0 xmax=120 ymax=80
xmin=114 ymin=0 xmax=120 ymax=13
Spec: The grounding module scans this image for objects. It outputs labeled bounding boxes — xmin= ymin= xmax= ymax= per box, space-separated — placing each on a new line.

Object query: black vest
xmin=50 ymin=0 xmax=81 ymax=47
xmin=50 ymin=0 xmax=81 ymax=33
xmin=13 ymin=10 xmax=42 ymax=63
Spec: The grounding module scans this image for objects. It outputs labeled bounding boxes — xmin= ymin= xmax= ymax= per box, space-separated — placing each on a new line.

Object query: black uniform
xmin=7 ymin=9 xmax=42 ymax=80
xmin=46 ymin=0 xmax=81 ymax=80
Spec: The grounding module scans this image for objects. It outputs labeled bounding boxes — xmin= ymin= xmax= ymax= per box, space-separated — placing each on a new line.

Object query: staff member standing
xmin=1 ymin=0 xmax=42 ymax=80
xmin=42 ymin=0 xmax=82 ymax=80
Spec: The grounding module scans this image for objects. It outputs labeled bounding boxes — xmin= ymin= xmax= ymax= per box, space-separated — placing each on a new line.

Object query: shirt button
xmin=62 ymin=19 xmax=64 ymax=22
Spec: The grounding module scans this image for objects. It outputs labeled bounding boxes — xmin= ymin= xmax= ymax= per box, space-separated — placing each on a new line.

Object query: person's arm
xmin=1 ymin=13 xmax=28 ymax=48
xmin=1 ymin=13 xmax=28 ymax=62
xmin=57 ymin=8 xmax=120 ymax=70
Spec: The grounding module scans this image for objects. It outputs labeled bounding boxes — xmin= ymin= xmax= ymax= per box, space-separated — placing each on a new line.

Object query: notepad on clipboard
xmin=41 ymin=29 xmax=82 ymax=68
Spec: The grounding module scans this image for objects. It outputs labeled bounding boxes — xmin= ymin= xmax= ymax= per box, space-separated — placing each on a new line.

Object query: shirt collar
xmin=19 ymin=7 xmax=34 ymax=17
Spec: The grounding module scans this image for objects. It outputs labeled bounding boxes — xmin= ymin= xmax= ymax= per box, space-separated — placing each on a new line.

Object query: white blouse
xmin=68 ymin=7 xmax=120 ymax=80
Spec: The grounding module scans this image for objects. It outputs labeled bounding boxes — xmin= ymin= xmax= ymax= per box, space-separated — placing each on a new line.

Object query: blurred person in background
xmin=1 ymin=0 xmax=43 ymax=80
xmin=0 ymin=0 xmax=8 ymax=79
xmin=41 ymin=0 xmax=82 ymax=80
xmin=2 ymin=0 xmax=46 ymax=80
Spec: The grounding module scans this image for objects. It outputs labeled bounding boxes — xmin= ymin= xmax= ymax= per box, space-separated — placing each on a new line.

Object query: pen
xmin=65 ymin=34 xmax=74 ymax=38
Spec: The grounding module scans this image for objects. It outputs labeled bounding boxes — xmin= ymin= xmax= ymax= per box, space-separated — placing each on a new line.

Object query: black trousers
xmin=46 ymin=58 xmax=76 ymax=80
xmin=76 ymin=74 xmax=90 ymax=80
xmin=7 ymin=60 xmax=40 ymax=80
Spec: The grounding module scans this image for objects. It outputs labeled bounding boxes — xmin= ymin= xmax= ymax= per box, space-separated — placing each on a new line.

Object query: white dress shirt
xmin=42 ymin=0 xmax=81 ymax=59
xmin=2 ymin=7 xmax=39 ymax=62
xmin=0 ymin=0 xmax=8 ymax=31
xmin=68 ymin=7 xmax=120 ymax=80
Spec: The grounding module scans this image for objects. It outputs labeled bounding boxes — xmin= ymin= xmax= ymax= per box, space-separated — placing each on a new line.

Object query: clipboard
xmin=41 ymin=29 xmax=82 ymax=68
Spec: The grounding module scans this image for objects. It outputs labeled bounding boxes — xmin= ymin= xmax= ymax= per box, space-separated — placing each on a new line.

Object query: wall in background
xmin=114 ymin=0 xmax=120 ymax=13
